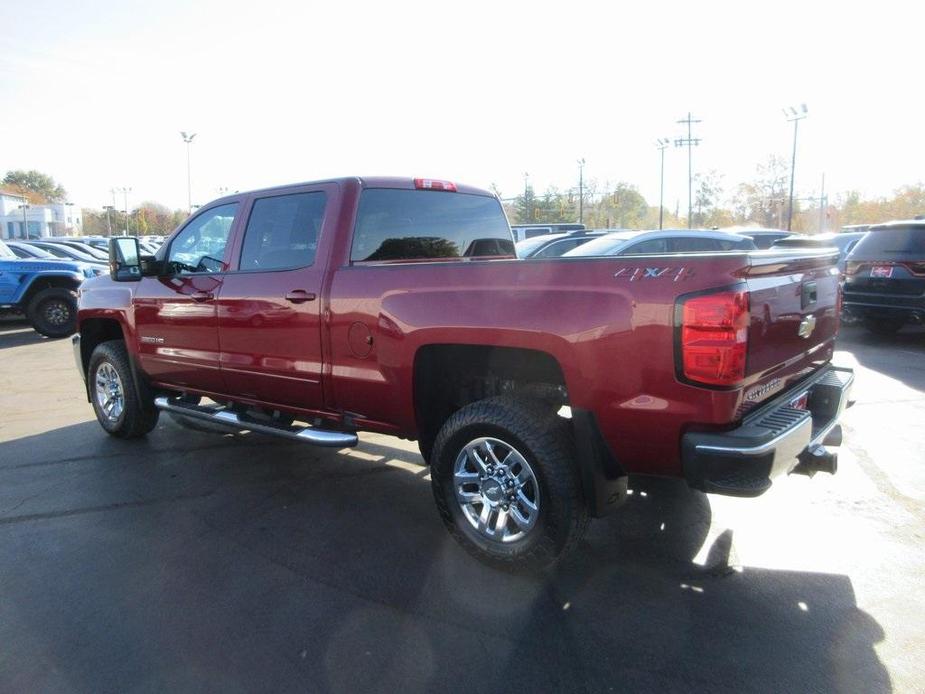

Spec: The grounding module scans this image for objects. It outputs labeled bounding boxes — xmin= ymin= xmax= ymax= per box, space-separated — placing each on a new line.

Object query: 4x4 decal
xmin=613 ymin=266 xmax=696 ymax=282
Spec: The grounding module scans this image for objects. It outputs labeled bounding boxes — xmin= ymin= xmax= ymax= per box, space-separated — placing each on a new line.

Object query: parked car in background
xmin=563 ymin=229 xmax=757 ymax=257
xmin=510 ymin=223 xmax=586 ymax=242
xmin=6 ymin=241 xmax=62 ymax=261
xmin=42 ymin=239 xmax=110 ymax=261
xmin=0 ymin=239 xmax=96 ymax=337
xmin=771 ymin=232 xmax=866 ymax=274
xmin=515 ymin=229 xmax=608 ymax=258
xmin=18 ymin=240 xmax=108 ymax=267
xmin=843 ymin=219 xmax=925 ymax=334
xmin=730 ymin=229 xmax=794 ymax=249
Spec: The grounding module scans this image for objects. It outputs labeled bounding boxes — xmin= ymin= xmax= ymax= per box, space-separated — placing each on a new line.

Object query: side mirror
xmin=109 ymin=237 xmax=142 ymax=282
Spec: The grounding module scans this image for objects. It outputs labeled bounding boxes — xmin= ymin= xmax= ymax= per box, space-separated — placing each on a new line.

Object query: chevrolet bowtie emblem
xmin=798 ymin=315 xmax=817 ymax=339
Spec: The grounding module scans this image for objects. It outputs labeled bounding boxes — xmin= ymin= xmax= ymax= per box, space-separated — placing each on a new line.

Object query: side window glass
xmin=168 ymin=203 xmax=238 ymax=274
xmin=239 ymin=192 xmax=326 ymax=271
xmin=621 ymin=238 xmax=668 ymax=255
xmin=671 ymin=237 xmax=718 ymax=253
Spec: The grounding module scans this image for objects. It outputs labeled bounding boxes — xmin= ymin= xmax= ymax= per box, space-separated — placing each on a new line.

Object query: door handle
xmin=191 ymin=291 xmax=214 ymax=303
xmin=285 ymin=290 xmax=316 ymax=304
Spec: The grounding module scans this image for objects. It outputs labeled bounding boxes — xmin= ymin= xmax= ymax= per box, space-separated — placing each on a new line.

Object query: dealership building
xmin=0 ymin=189 xmax=82 ymax=239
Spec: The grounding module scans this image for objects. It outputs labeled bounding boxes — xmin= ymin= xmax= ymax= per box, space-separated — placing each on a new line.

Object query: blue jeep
xmin=0 ymin=239 xmax=100 ymax=338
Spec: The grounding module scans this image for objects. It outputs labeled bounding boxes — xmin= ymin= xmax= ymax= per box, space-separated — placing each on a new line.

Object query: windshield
xmin=562 ymin=233 xmax=638 ymax=257
xmin=0 ymin=240 xmax=14 ymax=259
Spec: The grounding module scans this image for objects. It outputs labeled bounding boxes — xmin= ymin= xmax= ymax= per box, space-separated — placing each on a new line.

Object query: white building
xmin=0 ymin=189 xmax=83 ymax=239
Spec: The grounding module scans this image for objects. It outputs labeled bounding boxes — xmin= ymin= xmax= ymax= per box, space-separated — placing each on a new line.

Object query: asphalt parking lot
xmin=0 ymin=319 xmax=922 ymax=693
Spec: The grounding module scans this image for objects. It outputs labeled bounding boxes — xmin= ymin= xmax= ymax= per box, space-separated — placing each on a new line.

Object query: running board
xmin=153 ymin=396 xmax=358 ymax=448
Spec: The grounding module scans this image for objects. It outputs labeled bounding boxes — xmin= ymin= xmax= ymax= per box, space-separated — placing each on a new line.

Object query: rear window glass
xmin=852 ymin=226 xmax=925 ymax=257
xmin=351 ymin=189 xmax=513 ymax=262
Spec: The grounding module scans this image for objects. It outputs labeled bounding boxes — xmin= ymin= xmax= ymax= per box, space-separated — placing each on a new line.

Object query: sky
xmin=1 ymin=0 xmax=922 ymax=213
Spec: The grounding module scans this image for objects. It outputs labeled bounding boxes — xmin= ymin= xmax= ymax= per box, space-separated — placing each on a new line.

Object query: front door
xmin=133 ymin=202 xmax=240 ymax=394
xmin=216 ymin=187 xmax=332 ymax=411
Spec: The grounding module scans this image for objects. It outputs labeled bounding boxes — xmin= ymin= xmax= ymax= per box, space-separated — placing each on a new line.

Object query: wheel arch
xmin=19 ymin=274 xmax=82 ymax=307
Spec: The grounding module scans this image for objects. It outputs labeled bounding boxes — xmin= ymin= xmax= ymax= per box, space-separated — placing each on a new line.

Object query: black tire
xmin=27 ymin=287 xmax=77 ymax=338
xmin=88 ymin=340 xmax=159 ymax=438
xmin=417 ymin=435 xmax=434 ymax=464
xmin=430 ymin=396 xmax=588 ymax=571
xmin=863 ymin=315 xmax=905 ymax=336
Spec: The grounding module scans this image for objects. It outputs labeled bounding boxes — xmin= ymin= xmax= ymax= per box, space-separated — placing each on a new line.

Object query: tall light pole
xmin=103 ymin=205 xmax=114 ymax=236
xmin=784 ymin=104 xmax=808 ymax=231
xmin=116 ymin=187 xmax=132 ymax=235
xmin=522 ymin=172 xmax=531 ymax=222
xmin=656 ymin=138 xmax=670 ymax=230
xmin=181 ymin=132 xmax=197 ymax=213
xmin=577 ymin=158 xmax=586 ymax=224
xmin=675 ymin=113 xmax=702 ymax=228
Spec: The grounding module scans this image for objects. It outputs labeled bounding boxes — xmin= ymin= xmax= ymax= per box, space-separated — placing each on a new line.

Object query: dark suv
xmin=843 ymin=219 xmax=925 ymax=334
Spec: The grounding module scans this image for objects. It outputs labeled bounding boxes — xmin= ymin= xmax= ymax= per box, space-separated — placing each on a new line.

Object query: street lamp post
xmin=577 ymin=158 xmax=586 ymax=224
xmin=103 ymin=206 xmax=114 ymax=236
xmin=181 ymin=132 xmax=197 ymax=213
xmin=115 ymin=187 xmax=132 ymax=235
xmin=656 ymin=138 xmax=670 ymax=230
xmin=784 ymin=104 xmax=808 ymax=231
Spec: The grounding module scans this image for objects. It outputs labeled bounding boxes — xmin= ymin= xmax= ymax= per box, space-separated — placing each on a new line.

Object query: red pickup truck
xmin=73 ymin=177 xmax=853 ymax=569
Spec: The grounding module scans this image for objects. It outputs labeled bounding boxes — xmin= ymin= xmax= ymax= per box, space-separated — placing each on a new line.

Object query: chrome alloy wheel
xmin=43 ymin=299 xmax=71 ymax=326
xmin=94 ymin=362 xmax=125 ymax=423
xmin=453 ymin=437 xmax=540 ymax=543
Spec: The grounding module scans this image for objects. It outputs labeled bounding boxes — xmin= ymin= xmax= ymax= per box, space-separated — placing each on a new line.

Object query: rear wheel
xmin=27 ymin=287 xmax=77 ymax=338
xmin=430 ymin=396 xmax=587 ymax=571
xmin=89 ymin=340 xmax=159 ymax=438
xmin=863 ymin=315 xmax=905 ymax=336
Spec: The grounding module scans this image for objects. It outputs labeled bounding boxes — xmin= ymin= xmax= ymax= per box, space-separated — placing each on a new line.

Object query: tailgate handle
xmin=801 ymin=281 xmax=817 ymax=309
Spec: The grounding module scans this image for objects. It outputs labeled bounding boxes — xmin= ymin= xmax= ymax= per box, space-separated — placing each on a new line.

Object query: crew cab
xmin=0 ymin=239 xmax=97 ymax=337
xmin=73 ymin=177 xmax=853 ymax=569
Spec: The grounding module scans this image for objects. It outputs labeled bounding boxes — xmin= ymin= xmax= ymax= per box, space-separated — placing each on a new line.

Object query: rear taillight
xmin=904 ymin=261 xmax=925 ymax=276
xmin=679 ymin=290 xmax=749 ymax=386
xmin=844 ymin=261 xmax=861 ymax=275
xmin=414 ymin=178 xmax=457 ymax=192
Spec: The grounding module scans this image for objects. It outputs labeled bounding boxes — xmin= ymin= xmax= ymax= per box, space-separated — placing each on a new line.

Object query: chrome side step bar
xmin=153 ymin=396 xmax=358 ymax=448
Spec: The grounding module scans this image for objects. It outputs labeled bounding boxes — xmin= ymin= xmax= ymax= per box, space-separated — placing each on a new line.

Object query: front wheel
xmin=430 ymin=396 xmax=588 ymax=571
xmin=89 ymin=340 xmax=159 ymax=438
xmin=27 ymin=287 xmax=77 ymax=338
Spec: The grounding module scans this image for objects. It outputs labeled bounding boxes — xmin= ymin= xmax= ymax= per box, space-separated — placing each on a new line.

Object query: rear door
xmin=215 ymin=185 xmax=333 ymax=411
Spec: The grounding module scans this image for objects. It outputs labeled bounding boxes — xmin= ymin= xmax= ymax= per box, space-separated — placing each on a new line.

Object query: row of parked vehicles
xmin=514 ymin=221 xmax=925 ymax=336
xmin=0 ymin=235 xmax=166 ymax=337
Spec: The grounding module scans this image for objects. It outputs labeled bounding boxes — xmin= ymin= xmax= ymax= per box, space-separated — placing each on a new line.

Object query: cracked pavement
xmin=0 ymin=319 xmax=922 ymax=692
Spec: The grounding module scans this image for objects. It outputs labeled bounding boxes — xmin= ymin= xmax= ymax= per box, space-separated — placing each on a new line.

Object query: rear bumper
xmin=681 ymin=365 xmax=854 ymax=497
xmin=844 ymin=292 xmax=925 ymax=321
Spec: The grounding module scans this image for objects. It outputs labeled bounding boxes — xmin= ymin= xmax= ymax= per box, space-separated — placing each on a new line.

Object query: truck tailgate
xmin=738 ymin=249 xmax=841 ymax=412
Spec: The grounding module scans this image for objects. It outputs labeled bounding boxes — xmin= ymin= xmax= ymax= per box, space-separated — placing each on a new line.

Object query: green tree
xmin=732 ymin=156 xmax=791 ymax=228
xmin=586 ymin=183 xmax=648 ymax=228
xmin=3 ymin=170 xmax=67 ymax=203
xmin=513 ymin=185 xmax=540 ymax=223
xmin=692 ymin=170 xmax=724 ymax=227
